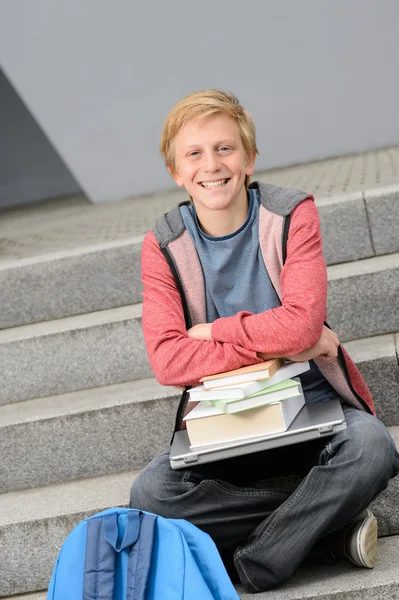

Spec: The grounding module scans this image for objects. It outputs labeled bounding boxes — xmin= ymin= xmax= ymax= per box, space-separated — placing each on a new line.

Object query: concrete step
xmin=0 ymin=378 xmax=179 ymax=492
xmin=0 ymin=332 xmax=397 ymax=493
xmin=6 ymin=533 xmax=399 ymax=599
xmin=344 ymin=332 xmax=399 ymax=427
xmin=1 ymin=184 xmax=398 ymax=330
xmin=0 ymin=237 xmax=144 ymax=330
xmin=316 ymin=184 xmax=399 ymax=265
xmin=238 ymin=535 xmax=399 ymax=599
xmin=0 ymin=304 xmax=152 ymax=405
xmin=327 ymin=252 xmax=399 ymax=343
xmin=6 ymin=538 xmax=399 ymax=600
xmin=1 ymin=253 xmax=398 ymax=404
xmin=0 ymin=471 xmax=135 ymax=597
xmin=0 ymin=456 xmax=398 ymax=598
xmin=3 ymin=596 xmax=45 ymax=600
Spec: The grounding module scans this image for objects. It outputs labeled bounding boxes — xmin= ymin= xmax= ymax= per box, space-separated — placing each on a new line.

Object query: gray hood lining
xmin=153 ymin=182 xmax=309 ymax=245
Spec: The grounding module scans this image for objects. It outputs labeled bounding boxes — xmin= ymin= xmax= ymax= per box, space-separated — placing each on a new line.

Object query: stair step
xmin=238 ymin=535 xmax=399 ymax=599
xmin=1 ymin=252 xmax=399 ymax=404
xmin=327 ymin=252 xmax=399 ymax=342
xmin=0 ymin=329 xmax=397 ymax=492
xmin=369 ymin=427 xmax=399 ymax=538
xmin=364 ymin=184 xmax=399 ymax=256
xmin=1 ymin=184 xmax=398 ymax=330
xmin=0 ymin=237 xmax=144 ymax=330
xmin=6 ymin=537 xmax=399 ymax=600
xmin=0 ymin=457 xmax=398 ymax=598
xmin=0 ymin=378 xmax=179 ymax=492
xmin=316 ymin=191 xmax=374 ymax=265
xmin=6 ymin=533 xmax=399 ymax=599
xmin=0 ymin=471 xmax=135 ymax=597
xmin=0 ymin=304 xmax=152 ymax=404
xmin=3 ymin=595 xmax=45 ymax=600
xmin=344 ymin=332 xmax=399 ymax=426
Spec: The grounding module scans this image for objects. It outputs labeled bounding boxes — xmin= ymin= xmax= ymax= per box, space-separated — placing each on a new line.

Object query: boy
xmin=130 ymin=90 xmax=399 ymax=592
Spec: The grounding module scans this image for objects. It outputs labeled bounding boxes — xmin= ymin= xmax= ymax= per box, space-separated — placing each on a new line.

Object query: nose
xmin=203 ymin=151 xmax=221 ymax=172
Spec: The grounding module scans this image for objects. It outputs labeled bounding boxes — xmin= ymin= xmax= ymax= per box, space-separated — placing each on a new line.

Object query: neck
xmin=194 ymin=188 xmax=250 ymax=237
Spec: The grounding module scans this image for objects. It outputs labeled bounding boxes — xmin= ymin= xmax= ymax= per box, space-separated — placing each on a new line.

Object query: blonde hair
xmin=160 ymin=89 xmax=258 ymax=190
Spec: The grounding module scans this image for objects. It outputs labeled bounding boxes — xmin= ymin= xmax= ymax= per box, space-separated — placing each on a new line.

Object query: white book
xmin=185 ymin=390 xmax=305 ymax=449
xmin=189 ymin=361 xmax=310 ymax=401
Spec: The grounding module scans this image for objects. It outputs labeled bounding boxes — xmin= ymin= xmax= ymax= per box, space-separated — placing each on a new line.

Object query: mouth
xmin=198 ymin=178 xmax=230 ymax=189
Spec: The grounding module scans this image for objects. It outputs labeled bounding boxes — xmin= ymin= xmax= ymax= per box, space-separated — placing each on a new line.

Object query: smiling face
xmin=170 ymin=113 xmax=255 ymax=217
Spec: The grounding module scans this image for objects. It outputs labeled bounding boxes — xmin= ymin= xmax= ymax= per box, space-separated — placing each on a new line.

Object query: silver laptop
xmin=170 ymin=398 xmax=346 ymax=469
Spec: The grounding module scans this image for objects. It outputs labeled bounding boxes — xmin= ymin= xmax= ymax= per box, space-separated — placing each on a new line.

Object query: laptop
xmin=170 ymin=398 xmax=346 ymax=469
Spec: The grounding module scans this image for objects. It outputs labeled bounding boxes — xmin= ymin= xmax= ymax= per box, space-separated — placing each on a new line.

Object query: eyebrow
xmin=184 ymin=140 xmax=235 ymax=151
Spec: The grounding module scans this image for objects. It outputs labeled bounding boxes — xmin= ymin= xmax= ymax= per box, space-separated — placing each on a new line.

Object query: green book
xmin=210 ymin=379 xmax=301 ymax=414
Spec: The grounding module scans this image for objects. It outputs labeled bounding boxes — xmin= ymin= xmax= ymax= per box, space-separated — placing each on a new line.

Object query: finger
xmin=326 ymin=329 xmax=340 ymax=347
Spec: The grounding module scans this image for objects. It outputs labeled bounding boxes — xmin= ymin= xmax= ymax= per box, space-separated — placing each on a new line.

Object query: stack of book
xmin=184 ymin=358 xmax=310 ymax=449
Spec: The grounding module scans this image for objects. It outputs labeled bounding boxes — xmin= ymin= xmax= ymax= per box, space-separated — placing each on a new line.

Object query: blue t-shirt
xmin=180 ymin=189 xmax=336 ymax=404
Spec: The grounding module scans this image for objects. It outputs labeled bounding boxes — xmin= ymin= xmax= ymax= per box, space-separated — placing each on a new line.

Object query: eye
xmin=218 ymin=146 xmax=230 ymax=152
xmin=188 ymin=151 xmax=200 ymax=157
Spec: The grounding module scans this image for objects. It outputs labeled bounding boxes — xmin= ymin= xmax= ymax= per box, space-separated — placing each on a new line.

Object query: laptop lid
xmin=170 ymin=398 xmax=346 ymax=470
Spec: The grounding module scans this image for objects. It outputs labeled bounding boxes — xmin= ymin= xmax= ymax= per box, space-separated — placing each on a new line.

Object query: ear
xmin=245 ymin=153 xmax=256 ymax=177
xmin=167 ymin=166 xmax=184 ymax=187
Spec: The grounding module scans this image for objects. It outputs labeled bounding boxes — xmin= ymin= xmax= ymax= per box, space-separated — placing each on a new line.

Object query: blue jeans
xmin=130 ymin=406 xmax=399 ymax=592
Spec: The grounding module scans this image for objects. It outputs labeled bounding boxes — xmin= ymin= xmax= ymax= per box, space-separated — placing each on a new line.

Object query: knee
xmin=341 ymin=413 xmax=399 ymax=486
xmin=130 ymin=459 xmax=194 ymax=518
xmin=130 ymin=468 xmax=161 ymax=513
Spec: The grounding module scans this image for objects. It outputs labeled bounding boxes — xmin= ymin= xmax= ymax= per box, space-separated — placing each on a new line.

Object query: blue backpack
xmin=47 ymin=508 xmax=240 ymax=599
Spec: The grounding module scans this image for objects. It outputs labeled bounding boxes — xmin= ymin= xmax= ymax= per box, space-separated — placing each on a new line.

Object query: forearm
xmin=211 ymin=303 xmax=324 ymax=356
xmin=145 ymin=329 xmax=262 ymax=387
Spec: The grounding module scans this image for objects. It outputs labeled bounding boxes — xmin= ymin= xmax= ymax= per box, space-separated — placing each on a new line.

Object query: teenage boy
xmin=130 ymin=90 xmax=399 ymax=592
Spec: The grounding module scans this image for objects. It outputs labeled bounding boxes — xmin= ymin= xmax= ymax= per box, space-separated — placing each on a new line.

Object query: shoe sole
xmin=349 ymin=515 xmax=378 ymax=568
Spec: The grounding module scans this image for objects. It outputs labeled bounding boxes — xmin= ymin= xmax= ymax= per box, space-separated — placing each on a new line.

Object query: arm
xmin=141 ymin=231 xmax=262 ymax=387
xmin=210 ymin=199 xmax=327 ymax=356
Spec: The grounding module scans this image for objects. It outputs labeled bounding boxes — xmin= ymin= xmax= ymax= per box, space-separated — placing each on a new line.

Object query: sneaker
xmin=342 ymin=509 xmax=378 ymax=568
xmin=324 ymin=509 xmax=378 ymax=568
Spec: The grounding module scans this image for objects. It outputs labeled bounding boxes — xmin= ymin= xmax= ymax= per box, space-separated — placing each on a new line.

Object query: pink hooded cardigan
xmin=141 ymin=185 xmax=375 ymax=422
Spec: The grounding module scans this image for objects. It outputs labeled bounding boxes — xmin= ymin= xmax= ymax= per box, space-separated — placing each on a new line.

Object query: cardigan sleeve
xmin=141 ymin=231 xmax=262 ymax=387
xmin=211 ymin=199 xmax=327 ymax=356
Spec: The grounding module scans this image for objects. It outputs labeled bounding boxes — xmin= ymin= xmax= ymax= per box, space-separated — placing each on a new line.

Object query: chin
xmin=203 ymin=198 xmax=235 ymax=211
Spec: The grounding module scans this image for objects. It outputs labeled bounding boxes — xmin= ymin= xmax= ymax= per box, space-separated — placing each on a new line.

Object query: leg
xmin=234 ymin=407 xmax=399 ymax=592
xmin=130 ymin=447 xmax=297 ymax=550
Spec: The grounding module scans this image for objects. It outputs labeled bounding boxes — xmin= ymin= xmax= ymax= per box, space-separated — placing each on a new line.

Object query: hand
xmin=187 ymin=323 xmax=213 ymax=341
xmin=287 ymin=325 xmax=340 ymax=362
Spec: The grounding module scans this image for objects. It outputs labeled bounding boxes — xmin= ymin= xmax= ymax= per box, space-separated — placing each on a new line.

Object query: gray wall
xmin=0 ymin=0 xmax=398 ymax=204
xmin=0 ymin=69 xmax=81 ymax=209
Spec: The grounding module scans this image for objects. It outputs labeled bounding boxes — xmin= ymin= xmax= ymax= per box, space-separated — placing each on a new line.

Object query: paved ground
xmin=1 ymin=146 xmax=399 ymax=262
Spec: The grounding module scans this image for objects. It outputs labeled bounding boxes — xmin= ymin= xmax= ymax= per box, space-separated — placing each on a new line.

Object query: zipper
xmin=282 ymin=217 xmax=372 ymax=414
xmin=282 ymin=214 xmax=291 ymax=265
xmin=159 ymin=246 xmax=192 ymax=330
xmin=159 ymin=245 xmax=193 ymax=438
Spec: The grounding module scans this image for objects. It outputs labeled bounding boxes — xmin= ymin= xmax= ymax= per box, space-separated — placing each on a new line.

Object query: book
xmin=209 ymin=378 xmax=301 ymax=413
xmin=184 ymin=389 xmax=305 ymax=449
xmin=189 ymin=361 xmax=310 ymax=401
xmin=200 ymin=357 xmax=284 ymax=390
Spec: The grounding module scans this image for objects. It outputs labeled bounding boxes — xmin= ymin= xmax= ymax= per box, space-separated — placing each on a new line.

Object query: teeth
xmin=201 ymin=179 xmax=227 ymax=188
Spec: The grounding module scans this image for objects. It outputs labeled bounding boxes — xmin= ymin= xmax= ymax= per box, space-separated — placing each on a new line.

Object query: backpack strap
xmin=126 ymin=513 xmax=157 ymax=600
xmin=83 ymin=511 xmax=157 ymax=600
xmin=84 ymin=517 xmax=116 ymax=599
